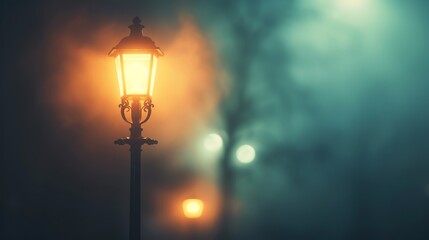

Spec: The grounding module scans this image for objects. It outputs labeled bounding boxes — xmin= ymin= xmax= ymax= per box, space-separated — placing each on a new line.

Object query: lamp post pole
xmin=128 ymin=97 xmax=143 ymax=240
xmin=110 ymin=17 xmax=163 ymax=240
xmin=114 ymin=97 xmax=158 ymax=240
xmin=129 ymin=100 xmax=142 ymax=240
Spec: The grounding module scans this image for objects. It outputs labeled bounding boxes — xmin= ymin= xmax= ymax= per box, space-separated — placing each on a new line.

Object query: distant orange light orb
xmin=182 ymin=199 xmax=204 ymax=219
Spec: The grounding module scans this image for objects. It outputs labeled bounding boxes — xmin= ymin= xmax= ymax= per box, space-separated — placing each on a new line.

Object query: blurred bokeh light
xmin=236 ymin=145 xmax=255 ymax=163
xmin=182 ymin=198 xmax=204 ymax=219
xmin=203 ymin=133 xmax=223 ymax=152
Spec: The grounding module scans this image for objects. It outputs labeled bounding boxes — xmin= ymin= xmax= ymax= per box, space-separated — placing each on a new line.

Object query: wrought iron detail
xmin=140 ymin=98 xmax=154 ymax=125
xmin=114 ymin=137 xmax=158 ymax=146
xmin=116 ymin=96 xmax=157 ymax=147
xmin=119 ymin=97 xmax=132 ymax=124
xmin=118 ymin=97 xmax=154 ymax=125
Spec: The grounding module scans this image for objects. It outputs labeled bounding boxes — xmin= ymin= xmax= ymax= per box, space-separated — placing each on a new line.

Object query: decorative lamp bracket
xmin=118 ymin=96 xmax=154 ymax=126
xmin=114 ymin=137 xmax=158 ymax=146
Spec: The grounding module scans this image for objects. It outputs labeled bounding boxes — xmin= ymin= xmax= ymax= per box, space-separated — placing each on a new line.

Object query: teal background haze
xmin=2 ymin=0 xmax=429 ymax=239
xmin=192 ymin=1 xmax=429 ymax=239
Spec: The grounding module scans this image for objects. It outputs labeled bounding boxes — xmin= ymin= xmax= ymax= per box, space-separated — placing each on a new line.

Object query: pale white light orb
xmin=236 ymin=145 xmax=255 ymax=163
xmin=203 ymin=133 xmax=223 ymax=151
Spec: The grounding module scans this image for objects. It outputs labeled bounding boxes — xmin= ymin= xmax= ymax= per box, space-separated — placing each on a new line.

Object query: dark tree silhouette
xmin=193 ymin=1 xmax=295 ymax=239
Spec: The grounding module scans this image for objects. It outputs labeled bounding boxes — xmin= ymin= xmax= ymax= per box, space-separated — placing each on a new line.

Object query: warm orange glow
xmin=149 ymin=56 xmax=158 ymax=96
xmin=157 ymin=180 xmax=219 ymax=233
xmin=152 ymin=15 xmax=221 ymax=150
xmin=41 ymin=16 xmax=221 ymax=234
xmin=115 ymin=53 xmax=155 ymax=97
xmin=43 ymin=14 xmax=220 ymax=159
xmin=115 ymin=56 xmax=124 ymax=96
xmin=183 ymin=199 xmax=204 ymax=218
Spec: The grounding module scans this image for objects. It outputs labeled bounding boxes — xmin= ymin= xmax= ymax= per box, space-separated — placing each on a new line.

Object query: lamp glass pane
xmin=115 ymin=56 xmax=124 ymax=97
xmin=123 ymin=53 xmax=151 ymax=95
xmin=149 ymin=56 xmax=158 ymax=97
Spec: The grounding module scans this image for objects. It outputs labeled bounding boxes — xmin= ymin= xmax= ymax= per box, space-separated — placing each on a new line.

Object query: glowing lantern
xmin=109 ymin=17 xmax=163 ymax=98
xmin=183 ymin=199 xmax=204 ymax=219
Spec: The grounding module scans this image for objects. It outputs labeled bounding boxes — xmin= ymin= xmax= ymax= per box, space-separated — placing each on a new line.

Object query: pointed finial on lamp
xmin=129 ymin=16 xmax=144 ymax=37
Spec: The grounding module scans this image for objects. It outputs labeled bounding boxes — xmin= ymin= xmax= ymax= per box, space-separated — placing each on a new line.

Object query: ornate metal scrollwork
xmin=119 ymin=97 xmax=132 ymax=124
xmin=118 ymin=96 xmax=154 ymax=125
xmin=140 ymin=97 xmax=154 ymax=125
xmin=114 ymin=137 xmax=158 ymax=146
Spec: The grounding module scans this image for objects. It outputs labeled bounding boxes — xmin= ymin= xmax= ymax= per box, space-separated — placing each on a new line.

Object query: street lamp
xmin=109 ymin=17 xmax=163 ymax=240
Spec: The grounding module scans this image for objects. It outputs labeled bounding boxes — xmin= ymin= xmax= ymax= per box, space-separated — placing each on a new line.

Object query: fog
xmin=2 ymin=0 xmax=429 ymax=239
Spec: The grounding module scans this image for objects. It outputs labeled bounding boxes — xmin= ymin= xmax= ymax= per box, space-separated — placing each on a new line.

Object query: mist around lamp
xmin=110 ymin=17 xmax=163 ymax=240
